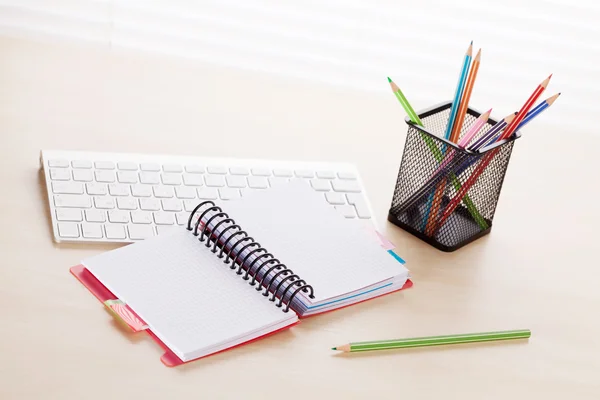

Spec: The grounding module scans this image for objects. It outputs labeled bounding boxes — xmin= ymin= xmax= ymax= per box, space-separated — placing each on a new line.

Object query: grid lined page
xmin=222 ymin=181 xmax=409 ymax=301
xmin=83 ymin=228 xmax=294 ymax=361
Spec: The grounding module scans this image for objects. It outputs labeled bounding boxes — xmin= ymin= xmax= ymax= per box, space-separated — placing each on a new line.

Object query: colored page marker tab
xmin=387 ymin=250 xmax=406 ymax=264
xmin=104 ymin=299 xmax=148 ymax=332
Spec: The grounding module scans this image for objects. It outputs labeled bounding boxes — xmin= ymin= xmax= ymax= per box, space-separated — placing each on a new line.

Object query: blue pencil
xmin=420 ymin=42 xmax=473 ymax=231
xmin=444 ymin=42 xmax=473 ymax=140
xmin=517 ymin=92 xmax=560 ymax=130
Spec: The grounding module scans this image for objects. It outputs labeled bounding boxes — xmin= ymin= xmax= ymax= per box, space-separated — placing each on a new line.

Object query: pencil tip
xmin=331 ymin=347 xmax=337 ymax=350
xmin=387 ymin=77 xmax=392 ymax=83
xmin=470 ymin=40 xmax=473 ymax=45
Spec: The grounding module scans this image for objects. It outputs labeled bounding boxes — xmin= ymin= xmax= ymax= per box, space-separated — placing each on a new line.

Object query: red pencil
xmin=432 ymin=74 xmax=552 ymax=232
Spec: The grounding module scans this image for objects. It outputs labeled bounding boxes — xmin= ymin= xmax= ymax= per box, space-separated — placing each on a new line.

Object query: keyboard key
xmin=207 ymin=166 xmax=228 ymax=174
xmin=95 ymin=170 xmax=116 ymax=183
xmin=156 ymin=225 xmax=177 ymax=235
xmin=81 ymin=223 xmax=103 ymax=238
xmin=85 ymin=209 xmax=106 ymax=223
xmin=139 ymin=198 xmax=161 ymax=211
xmin=58 ymin=222 xmax=79 ymax=238
xmin=48 ymin=159 xmax=69 ymax=168
xmin=197 ymin=187 xmax=218 ymax=200
xmin=117 ymin=162 xmax=137 ymax=171
xmin=175 ymin=186 xmax=196 ymax=199
xmin=163 ymin=163 xmax=183 ymax=173
xmin=116 ymin=197 xmax=137 ymax=210
xmin=325 ymin=192 xmax=346 ymax=205
xmin=140 ymin=163 xmax=161 ymax=172
xmin=335 ymin=205 xmax=356 ymax=218
xmin=310 ymin=179 xmax=331 ymax=192
xmin=183 ymin=199 xmax=199 ymax=212
xmin=219 ymin=188 xmax=241 ymax=200
xmin=153 ymin=185 xmax=174 ymax=198
xmin=295 ymin=169 xmax=314 ymax=178
xmin=139 ymin=171 xmax=160 ymax=184
xmin=73 ymin=169 xmax=93 ymax=182
xmin=226 ymin=175 xmax=246 ymax=188
xmin=86 ymin=182 xmax=107 ymax=195
xmin=205 ymin=175 xmax=226 ymax=187
xmin=117 ymin=171 xmax=138 ymax=184
xmin=183 ymin=174 xmax=204 ymax=186
xmin=105 ymin=224 xmax=127 ymax=239
xmin=54 ymin=194 xmax=91 ymax=208
xmin=131 ymin=211 xmax=153 ymax=224
xmin=131 ymin=184 xmax=152 ymax=197
xmin=55 ymin=208 xmax=83 ymax=222
xmin=273 ymin=169 xmax=293 ymax=177
xmin=346 ymin=194 xmax=371 ymax=219
xmin=337 ymin=171 xmax=357 ymax=180
xmin=108 ymin=184 xmax=130 ymax=196
xmin=251 ymin=168 xmax=271 ymax=176
xmin=185 ymin=165 xmax=205 ymax=174
xmin=161 ymin=198 xmax=182 ymax=212
xmin=154 ymin=212 xmax=175 ymax=225
xmin=128 ymin=225 xmax=155 ymax=240
xmin=94 ymin=196 xmax=115 ymax=209
xmin=161 ymin=173 xmax=182 ymax=185
xmin=50 ymin=168 xmax=71 ymax=181
xmin=52 ymin=181 xmax=84 ymax=194
xmin=94 ymin=161 xmax=115 ymax=170
xmin=331 ymin=179 xmax=361 ymax=193
xmin=108 ymin=210 xmax=130 ymax=223
xmin=229 ymin=167 xmax=249 ymax=175
xmin=72 ymin=160 xmax=92 ymax=169
xmin=247 ymin=176 xmax=269 ymax=189
xmin=175 ymin=212 xmax=188 ymax=225
xmin=316 ymin=171 xmax=336 ymax=179
xmin=269 ymin=177 xmax=289 ymax=187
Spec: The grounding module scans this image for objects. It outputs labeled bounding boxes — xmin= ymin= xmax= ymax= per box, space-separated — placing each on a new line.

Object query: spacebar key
xmin=54 ymin=194 xmax=92 ymax=208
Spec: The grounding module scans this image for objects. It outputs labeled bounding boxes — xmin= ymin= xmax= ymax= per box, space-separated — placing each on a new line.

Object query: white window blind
xmin=0 ymin=0 xmax=596 ymax=131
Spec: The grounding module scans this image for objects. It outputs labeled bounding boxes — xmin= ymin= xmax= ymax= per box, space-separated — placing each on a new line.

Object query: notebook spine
xmin=187 ymin=201 xmax=315 ymax=313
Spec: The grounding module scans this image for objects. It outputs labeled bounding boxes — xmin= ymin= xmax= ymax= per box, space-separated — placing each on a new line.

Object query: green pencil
xmin=387 ymin=77 xmax=488 ymax=230
xmin=332 ymin=329 xmax=531 ymax=353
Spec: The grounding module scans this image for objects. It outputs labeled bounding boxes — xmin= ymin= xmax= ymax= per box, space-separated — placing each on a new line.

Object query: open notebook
xmin=73 ymin=181 xmax=411 ymax=365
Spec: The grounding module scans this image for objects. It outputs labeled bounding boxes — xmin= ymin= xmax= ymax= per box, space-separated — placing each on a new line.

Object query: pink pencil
xmin=458 ymin=109 xmax=492 ymax=148
xmin=430 ymin=109 xmax=492 ymax=175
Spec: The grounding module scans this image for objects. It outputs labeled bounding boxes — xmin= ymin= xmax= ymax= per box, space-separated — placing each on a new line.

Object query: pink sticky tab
xmin=104 ymin=300 xmax=148 ymax=332
xmin=375 ymin=231 xmax=396 ymax=251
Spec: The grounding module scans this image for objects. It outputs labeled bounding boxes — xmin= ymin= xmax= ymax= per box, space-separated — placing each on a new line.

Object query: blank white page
xmin=221 ymin=181 xmax=409 ymax=301
xmin=83 ymin=228 xmax=295 ymax=362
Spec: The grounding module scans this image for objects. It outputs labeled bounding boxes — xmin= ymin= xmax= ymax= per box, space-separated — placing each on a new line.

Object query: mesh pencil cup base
xmin=388 ymin=102 xmax=519 ymax=252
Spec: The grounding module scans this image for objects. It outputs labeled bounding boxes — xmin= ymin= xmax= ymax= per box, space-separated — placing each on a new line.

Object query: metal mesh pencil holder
xmin=388 ymin=102 xmax=520 ymax=252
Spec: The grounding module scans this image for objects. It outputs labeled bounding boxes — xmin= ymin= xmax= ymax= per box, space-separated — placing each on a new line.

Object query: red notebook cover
xmin=71 ymin=265 xmax=412 ymax=367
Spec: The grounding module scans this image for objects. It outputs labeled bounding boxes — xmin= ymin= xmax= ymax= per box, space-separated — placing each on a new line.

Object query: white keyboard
xmin=40 ymin=150 xmax=376 ymax=244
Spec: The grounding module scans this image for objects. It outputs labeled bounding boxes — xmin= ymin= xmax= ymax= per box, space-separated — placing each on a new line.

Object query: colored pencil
xmin=444 ymin=42 xmax=473 ymax=140
xmin=470 ymin=112 xmax=517 ymax=151
xmin=388 ymin=77 xmax=488 ymax=230
xmin=450 ymin=48 xmax=482 ymax=143
xmin=423 ymin=109 xmax=491 ymax=236
xmin=332 ymin=329 xmax=531 ymax=353
xmin=517 ymin=92 xmax=560 ymax=130
xmin=420 ymin=42 xmax=473 ymax=233
xmin=433 ymin=75 xmax=552 ymax=233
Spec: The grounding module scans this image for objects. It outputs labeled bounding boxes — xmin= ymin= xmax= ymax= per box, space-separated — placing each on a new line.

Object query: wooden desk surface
xmin=0 ymin=37 xmax=598 ymax=399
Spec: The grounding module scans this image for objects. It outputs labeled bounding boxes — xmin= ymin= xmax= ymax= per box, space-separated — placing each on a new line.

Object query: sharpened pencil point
xmin=331 ymin=347 xmax=337 ymax=350
xmin=387 ymin=77 xmax=392 ymax=83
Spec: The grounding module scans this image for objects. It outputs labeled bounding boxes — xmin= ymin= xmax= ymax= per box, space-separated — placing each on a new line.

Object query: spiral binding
xmin=187 ymin=201 xmax=315 ymax=313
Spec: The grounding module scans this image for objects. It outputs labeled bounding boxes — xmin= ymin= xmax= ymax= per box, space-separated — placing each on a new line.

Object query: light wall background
xmin=0 ymin=0 xmax=596 ymax=134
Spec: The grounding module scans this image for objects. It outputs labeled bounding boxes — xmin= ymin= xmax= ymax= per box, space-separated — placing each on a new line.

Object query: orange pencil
xmin=450 ymin=48 xmax=482 ymax=143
